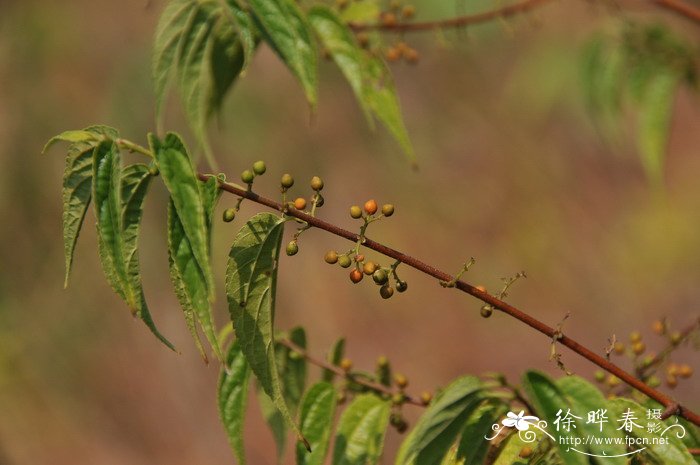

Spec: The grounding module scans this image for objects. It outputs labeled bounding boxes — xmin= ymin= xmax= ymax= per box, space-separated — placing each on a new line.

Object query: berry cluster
xmin=222 ymin=160 xmax=268 ymax=223
xmin=324 ymin=200 xmax=407 ymax=299
xmin=284 ymin=175 xmax=325 ymax=256
xmin=385 ymin=41 xmax=419 ymax=64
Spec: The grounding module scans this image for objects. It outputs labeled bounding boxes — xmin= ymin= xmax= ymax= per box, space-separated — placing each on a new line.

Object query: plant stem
xmin=202 ymin=173 xmax=700 ymax=427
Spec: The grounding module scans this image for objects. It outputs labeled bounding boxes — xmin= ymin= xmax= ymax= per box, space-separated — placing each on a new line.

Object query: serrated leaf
xmin=92 ymin=140 xmax=173 ymax=349
xmin=257 ymin=384 xmax=288 ymax=462
xmin=333 ymin=394 xmax=391 ymax=465
xmin=218 ymin=339 xmax=252 ymax=465
xmin=45 ymin=125 xmax=119 ymax=288
xmin=396 ymin=376 xmax=485 ymax=465
xmin=555 ymin=376 xmax=626 ymax=464
xmin=297 ymin=382 xmax=337 ymax=465
xmin=308 ymin=6 xmax=414 ymax=164
xmin=456 ymin=401 xmax=509 ymax=465
xmin=608 ymin=398 xmax=695 ymax=465
xmin=248 ymin=0 xmax=317 ymax=106
xmin=322 ymin=337 xmax=345 ymax=382
xmin=152 ymin=132 xmax=220 ymax=358
xmin=226 ymin=212 xmax=305 ymax=446
xmin=521 ymin=371 xmax=587 ymax=465
xmin=637 ymin=70 xmax=678 ymax=187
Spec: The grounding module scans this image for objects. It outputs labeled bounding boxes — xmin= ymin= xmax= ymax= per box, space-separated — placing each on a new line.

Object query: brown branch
xmin=654 ymin=0 xmax=700 ymax=24
xmin=201 ymin=173 xmax=700 ymax=428
xmin=277 ymin=338 xmax=424 ymax=407
xmin=349 ymin=0 xmax=556 ymax=32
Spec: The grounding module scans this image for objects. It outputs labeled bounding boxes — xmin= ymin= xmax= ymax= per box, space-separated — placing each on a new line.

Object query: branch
xmin=349 ymin=0 xmax=555 ymax=32
xmin=654 ymin=0 xmax=700 ymax=24
xmin=201 ymin=173 xmax=700 ymax=428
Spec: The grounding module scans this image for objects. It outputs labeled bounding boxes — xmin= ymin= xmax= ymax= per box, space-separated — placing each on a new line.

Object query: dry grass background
xmin=0 ymin=0 xmax=699 ymax=463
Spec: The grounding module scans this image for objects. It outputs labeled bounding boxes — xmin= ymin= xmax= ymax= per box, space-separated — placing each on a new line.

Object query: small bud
xmin=380 ymin=285 xmax=394 ymax=299
xmin=350 ymin=269 xmax=363 ymax=283
xmin=404 ymin=48 xmax=419 ymax=64
xmin=364 ymin=199 xmax=378 ymax=215
xmin=613 ymin=342 xmax=625 ymax=355
xmin=667 ymin=363 xmax=679 ymax=376
xmin=223 ymin=208 xmax=236 ymax=222
xmin=480 ymin=305 xmax=493 ymax=318
xmin=651 ymin=320 xmax=665 ymax=335
xmin=241 ymin=169 xmax=255 ymax=184
xmin=381 ymin=204 xmax=395 ymax=217
xmin=381 ymin=12 xmax=397 ymax=27
xmin=647 ymin=376 xmax=661 ymax=388
xmin=281 ymin=173 xmax=294 ymax=189
xmin=394 ymin=373 xmax=408 ymax=388
xmin=401 ymin=5 xmax=415 ymax=18
xmin=252 ymin=160 xmax=266 ymax=175
xmin=607 ymin=375 xmax=620 ymax=387
xmin=666 ymin=374 xmax=678 ymax=389
xmin=377 ymin=355 xmax=389 ymax=367
xmin=338 ymin=255 xmax=352 ymax=268
xmin=363 ymin=261 xmax=379 ymax=275
xmin=324 ymin=250 xmax=339 ymax=264
xmin=148 ymin=165 xmax=159 ymax=176
xmin=670 ymin=331 xmax=682 ymax=345
xmin=594 ymin=371 xmax=606 ymax=383
xmin=293 ymin=197 xmax=307 ymax=210
xmin=629 ymin=331 xmax=642 ymax=343
xmin=420 ymin=391 xmax=432 ymax=405
xmin=286 ymin=241 xmax=299 ymax=256
xmin=340 ymin=358 xmax=353 ymax=372
xmin=519 ymin=447 xmax=533 ymax=459
xmin=350 ymin=205 xmax=363 ymax=219
xmin=310 ymin=176 xmax=324 ymax=191
xmin=632 ymin=342 xmax=646 ymax=356
xmin=385 ymin=47 xmax=400 ymax=62
xmin=391 ymin=392 xmax=405 ymax=405
xmin=354 ymin=254 xmax=365 ymax=263
xmin=678 ymin=364 xmax=693 ymax=378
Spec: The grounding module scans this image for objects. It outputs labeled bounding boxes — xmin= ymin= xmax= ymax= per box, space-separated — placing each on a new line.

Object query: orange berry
xmin=350 ymin=269 xmax=364 ymax=283
xmin=381 ymin=12 xmax=397 ymax=27
xmin=678 ymin=364 xmax=693 ymax=378
xmin=385 ymin=47 xmax=401 ymax=62
xmin=293 ymin=197 xmax=307 ymax=210
xmin=404 ymin=48 xmax=419 ymax=64
xmin=364 ymin=199 xmax=378 ymax=215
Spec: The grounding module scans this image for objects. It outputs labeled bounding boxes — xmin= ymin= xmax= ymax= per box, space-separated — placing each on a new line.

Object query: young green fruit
xmin=394 ymin=373 xmax=408 ymax=388
xmin=594 ymin=370 xmax=606 ymax=383
xmin=380 ymin=285 xmax=394 ymax=299
xmin=350 ymin=205 xmax=363 ymax=219
xmin=252 ymin=160 xmax=266 ymax=175
xmin=396 ymin=280 xmax=408 ymax=292
xmin=381 ymin=204 xmax=395 ymax=217
xmin=324 ymin=250 xmax=339 ymax=264
xmin=364 ymin=199 xmax=378 ymax=215
xmin=350 ymin=269 xmax=363 ymax=283
xmin=340 ymin=358 xmax=353 ymax=371
xmin=293 ymin=197 xmax=307 ymax=210
xmin=420 ymin=391 xmax=432 ymax=405
xmin=373 ymin=269 xmax=388 ymax=285
xmin=223 ymin=208 xmax=236 ymax=222
xmin=281 ymin=173 xmax=294 ymax=189
xmin=286 ymin=241 xmax=299 ymax=256
xmin=338 ymin=255 xmax=352 ymax=268
xmin=241 ymin=169 xmax=255 ymax=184
xmin=310 ymin=176 xmax=324 ymax=191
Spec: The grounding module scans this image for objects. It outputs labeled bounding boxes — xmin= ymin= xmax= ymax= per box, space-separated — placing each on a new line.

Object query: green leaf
xmin=152 ymin=132 xmax=221 ymax=359
xmin=296 ymin=382 xmax=337 ymax=465
xmin=521 ymin=371 xmax=587 ymax=465
xmin=308 ymin=6 xmax=415 ymax=164
xmin=556 ymin=376 xmax=626 ymax=464
xmin=333 ymin=394 xmax=391 ymax=465
xmin=44 ymin=125 xmax=119 ymax=288
xmin=92 ymin=140 xmax=173 ymax=349
xmin=339 ymin=0 xmax=380 ymax=23
xmin=396 ymin=376 xmax=485 ymax=465
xmin=257 ymin=384 xmax=288 ymax=462
xmin=226 ymin=212 xmax=305 ymax=446
xmin=637 ymin=70 xmax=679 ymax=187
xmin=322 ymin=337 xmax=345 ymax=382
xmin=218 ymin=339 xmax=252 ymax=465
xmin=456 ymin=401 xmax=509 ymax=465
xmin=492 ymin=432 xmax=532 ymax=465
xmin=608 ymin=398 xmax=695 ymax=465
xmin=248 ymin=0 xmax=317 ymax=106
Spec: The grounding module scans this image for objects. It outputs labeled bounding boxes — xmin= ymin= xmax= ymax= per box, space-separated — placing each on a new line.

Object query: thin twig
xmin=202 ymin=173 xmax=700 ymax=427
xmin=277 ymin=338 xmax=424 ymax=407
xmin=654 ymin=0 xmax=700 ymax=23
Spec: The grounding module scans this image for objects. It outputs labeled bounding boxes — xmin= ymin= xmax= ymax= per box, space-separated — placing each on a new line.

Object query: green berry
xmin=381 ymin=204 xmax=395 ymax=217
xmin=338 ymin=255 xmax=352 ymax=268
xmin=380 ymin=285 xmax=394 ymax=299
xmin=310 ymin=176 xmax=324 ymax=191
xmin=286 ymin=241 xmax=299 ymax=256
xmin=350 ymin=205 xmax=363 ymax=219
xmin=594 ymin=370 xmax=605 ymax=383
xmin=281 ymin=173 xmax=294 ymax=189
xmin=223 ymin=208 xmax=236 ymax=222
xmin=480 ymin=305 xmax=493 ymax=318
xmin=324 ymin=250 xmax=339 ymax=264
xmin=373 ymin=269 xmax=388 ymax=285
xmin=396 ymin=280 xmax=408 ymax=292
xmin=252 ymin=160 xmax=266 ymax=175
xmin=241 ymin=169 xmax=255 ymax=184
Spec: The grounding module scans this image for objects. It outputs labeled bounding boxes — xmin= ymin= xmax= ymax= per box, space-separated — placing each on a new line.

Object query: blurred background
xmin=1 ymin=0 xmax=699 ymax=463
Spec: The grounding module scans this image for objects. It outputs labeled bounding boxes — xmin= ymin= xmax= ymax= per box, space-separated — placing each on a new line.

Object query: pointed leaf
xmin=226 ymin=212 xmax=305 ymax=444
xmin=218 ymin=339 xmax=252 ymax=465
xmin=456 ymin=401 xmax=509 ymax=465
xmin=248 ymin=0 xmax=317 ymax=105
xmin=297 ymin=382 xmax=337 ymax=465
xmin=333 ymin=394 xmax=391 ymax=465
